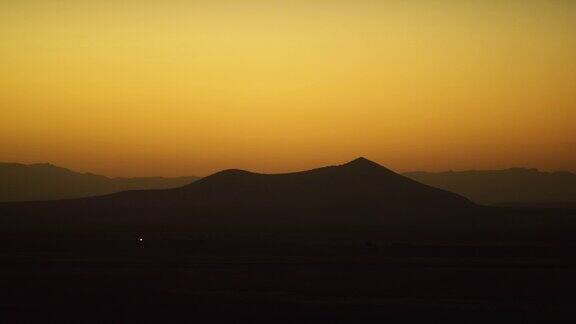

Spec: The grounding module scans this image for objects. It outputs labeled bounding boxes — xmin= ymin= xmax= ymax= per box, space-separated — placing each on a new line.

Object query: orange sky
xmin=1 ymin=0 xmax=575 ymax=176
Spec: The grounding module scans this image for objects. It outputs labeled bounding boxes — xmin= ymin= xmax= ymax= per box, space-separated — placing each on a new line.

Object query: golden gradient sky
xmin=1 ymin=0 xmax=575 ymax=176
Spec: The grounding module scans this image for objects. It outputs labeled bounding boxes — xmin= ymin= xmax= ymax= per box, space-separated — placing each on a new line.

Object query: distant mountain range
xmin=405 ymin=168 xmax=576 ymax=206
xmin=0 ymin=162 xmax=198 ymax=202
xmin=1 ymin=161 xmax=574 ymax=207
xmin=0 ymin=158 xmax=480 ymax=241
xmin=2 ymin=158 xmax=573 ymax=243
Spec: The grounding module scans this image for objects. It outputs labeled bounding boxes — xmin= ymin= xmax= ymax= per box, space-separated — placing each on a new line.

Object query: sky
xmin=1 ymin=0 xmax=575 ymax=177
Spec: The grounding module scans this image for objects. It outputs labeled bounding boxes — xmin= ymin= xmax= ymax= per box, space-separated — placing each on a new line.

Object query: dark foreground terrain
xmin=2 ymin=239 xmax=576 ymax=323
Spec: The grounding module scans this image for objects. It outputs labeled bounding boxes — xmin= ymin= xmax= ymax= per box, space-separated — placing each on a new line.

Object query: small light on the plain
xmin=139 ymin=238 xmax=143 ymax=242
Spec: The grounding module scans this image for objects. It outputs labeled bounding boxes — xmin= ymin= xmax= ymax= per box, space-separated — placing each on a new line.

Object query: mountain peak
xmin=342 ymin=157 xmax=384 ymax=170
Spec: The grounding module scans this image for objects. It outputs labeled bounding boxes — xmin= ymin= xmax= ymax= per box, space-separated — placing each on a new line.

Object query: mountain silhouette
xmin=0 ymin=158 xmax=484 ymax=241
xmin=0 ymin=162 xmax=198 ymax=202
xmin=405 ymin=168 xmax=576 ymax=206
xmin=177 ymin=157 xmax=473 ymax=210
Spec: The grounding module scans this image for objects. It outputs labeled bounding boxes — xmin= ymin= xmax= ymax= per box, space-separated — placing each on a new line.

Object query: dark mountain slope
xmin=0 ymin=162 xmax=198 ymax=202
xmin=181 ymin=157 xmax=471 ymax=205
xmin=405 ymin=168 xmax=576 ymax=205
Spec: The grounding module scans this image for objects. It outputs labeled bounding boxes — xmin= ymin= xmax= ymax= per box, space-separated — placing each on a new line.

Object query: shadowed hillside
xmin=0 ymin=162 xmax=198 ymax=202
xmin=405 ymin=168 xmax=576 ymax=206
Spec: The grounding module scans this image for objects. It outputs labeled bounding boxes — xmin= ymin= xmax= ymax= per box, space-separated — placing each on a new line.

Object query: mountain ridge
xmin=404 ymin=168 xmax=576 ymax=205
xmin=0 ymin=162 xmax=198 ymax=202
xmin=0 ymin=158 xmax=480 ymax=241
xmin=176 ymin=157 xmax=473 ymax=208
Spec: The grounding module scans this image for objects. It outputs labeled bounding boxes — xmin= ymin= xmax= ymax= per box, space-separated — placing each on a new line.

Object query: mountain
xmin=404 ymin=168 xmax=576 ymax=206
xmin=2 ymin=158 xmax=574 ymax=243
xmin=181 ymin=157 xmax=473 ymax=209
xmin=0 ymin=162 xmax=199 ymax=202
xmin=0 ymin=158 xmax=481 ymax=241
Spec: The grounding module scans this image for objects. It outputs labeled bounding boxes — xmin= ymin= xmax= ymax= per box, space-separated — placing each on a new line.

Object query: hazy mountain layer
xmin=405 ymin=168 xmax=576 ymax=206
xmin=0 ymin=162 xmax=198 ymax=202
